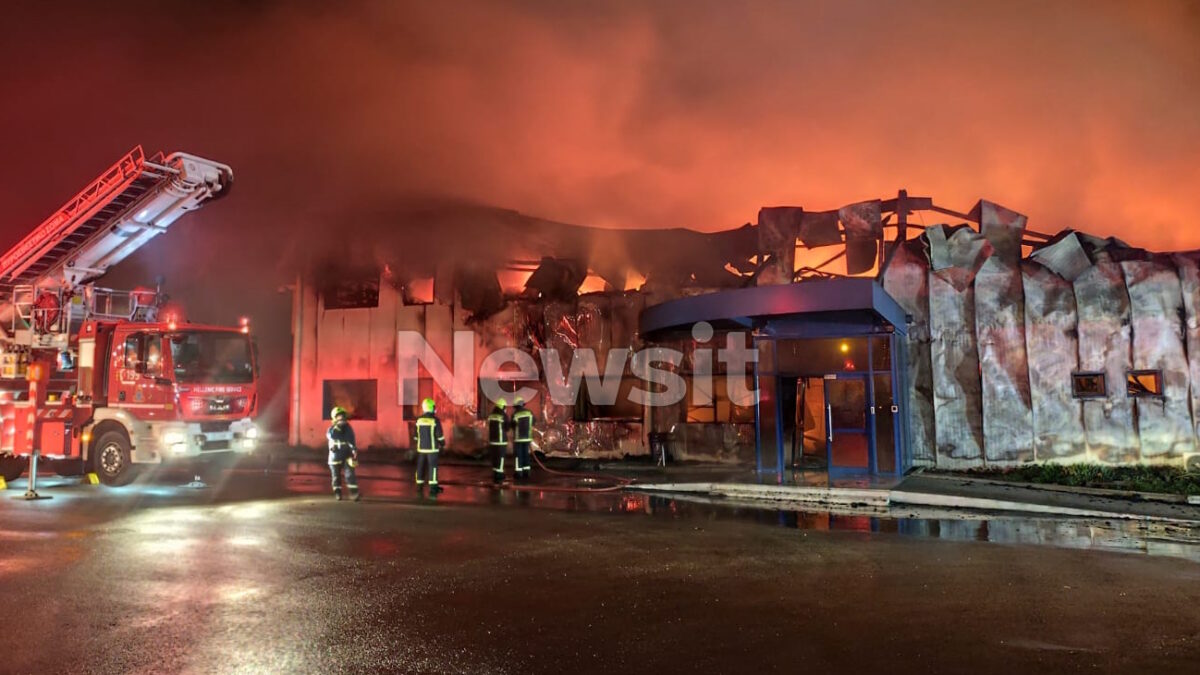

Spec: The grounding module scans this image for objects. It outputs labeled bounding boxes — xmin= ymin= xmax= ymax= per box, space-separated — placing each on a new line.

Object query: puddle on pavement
xmin=6 ymin=460 xmax=1199 ymax=563
xmin=649 ymin=492 xmax=1200 ymax=563
xmin=273 ymin=462 xmax=1200 ymax=563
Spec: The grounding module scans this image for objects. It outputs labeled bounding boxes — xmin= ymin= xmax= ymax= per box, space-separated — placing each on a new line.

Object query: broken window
xmin=400 ymin=377 xmax=434 ymax=420
xmin=403 ymin=277 xmax=434 ymax=305
xmin=686 ymin=376 xmax=755 ymax=424
xmin=323 ymin=379 xmax=378 ymax=420
xmin=1126 ymin=370 xmax=1163 ymax=398
xmin=1071 ymin=372 xmax=1107 ymax=399
xmin=321 ymin=270 xmax=380 ymax=310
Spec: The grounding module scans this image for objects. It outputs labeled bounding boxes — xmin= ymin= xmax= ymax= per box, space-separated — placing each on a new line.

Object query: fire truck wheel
xmin=93 ymin=431 xmax=136 ymax=486
xmin=0 ymin=457 xmax=24 ymax=483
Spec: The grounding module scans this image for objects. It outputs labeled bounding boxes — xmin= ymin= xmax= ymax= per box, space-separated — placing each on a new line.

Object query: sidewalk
xmin=891 ymin=473 xmax=1200 ymax=523
xmin=628 ymin=471 xmax=1200 ymax=524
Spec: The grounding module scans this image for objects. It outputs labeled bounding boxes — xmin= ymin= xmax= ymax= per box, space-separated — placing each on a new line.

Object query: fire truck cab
xmin=0 ymin=147 xmax=255 ymax=487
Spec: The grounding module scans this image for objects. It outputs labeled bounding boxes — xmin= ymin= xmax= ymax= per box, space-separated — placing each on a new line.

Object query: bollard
xmin=21 ymin=451 xmax=50 ymax=500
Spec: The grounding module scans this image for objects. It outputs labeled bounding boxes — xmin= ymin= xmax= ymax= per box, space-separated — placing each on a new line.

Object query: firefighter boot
xmin=334 ymin=487 xmax=344 ymax=501
xmin=352 ymin=488 xmax=362 ymax=502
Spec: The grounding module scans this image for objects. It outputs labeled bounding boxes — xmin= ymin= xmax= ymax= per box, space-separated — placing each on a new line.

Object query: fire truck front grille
xmin=199 ymin=422 xmax=230 ymax=433
xmin=202 ymin=439 xmax=231 ymax=451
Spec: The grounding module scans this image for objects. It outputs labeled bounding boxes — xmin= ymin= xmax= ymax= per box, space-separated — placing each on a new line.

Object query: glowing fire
xmin=498 ymin=267 xmax=535 ymax=295
xmin=623 ymin=270 xmax=647 ymax=291
xmin=793 ymin=244 xmax=878 ymax=278
xmin=577 ymin=273 xmax=608 ymax=295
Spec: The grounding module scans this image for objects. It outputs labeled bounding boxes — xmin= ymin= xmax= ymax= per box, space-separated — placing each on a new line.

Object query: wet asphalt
xmin=0 ymin=460 xmax=1198 ymax=674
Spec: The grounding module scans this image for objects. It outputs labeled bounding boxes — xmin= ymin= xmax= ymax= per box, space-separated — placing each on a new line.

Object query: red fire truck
xmin=0 ymin=147 xmax=259 ymax=489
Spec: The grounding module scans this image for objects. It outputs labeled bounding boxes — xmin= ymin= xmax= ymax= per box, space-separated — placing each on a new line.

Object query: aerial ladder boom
xmin=0 ymin=147 xmax=233 ymax=346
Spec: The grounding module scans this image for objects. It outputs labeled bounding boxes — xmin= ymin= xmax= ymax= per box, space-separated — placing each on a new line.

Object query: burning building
xmin=288 ymin=194 xmax=1200 ymax=476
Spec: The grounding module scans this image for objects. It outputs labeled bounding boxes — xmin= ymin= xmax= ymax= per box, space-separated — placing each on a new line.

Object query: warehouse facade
xmin=288 ymin=197 xmax=1200 ymax=474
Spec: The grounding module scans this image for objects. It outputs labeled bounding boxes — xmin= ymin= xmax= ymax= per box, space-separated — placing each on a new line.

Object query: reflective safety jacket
xmin=327 ymin=422 xmax=357 ymax=463
xmin=413 ymin=412 xmax=445 ymax=453
xmin=487 ymin=408 xmax=510 ymax=446
xmin=512 ymin=406 xmax=534 ymax=443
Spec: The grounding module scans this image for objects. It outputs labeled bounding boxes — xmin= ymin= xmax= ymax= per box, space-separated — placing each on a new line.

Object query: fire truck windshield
xmin=169 ymin=331 xmax=254 ymax=384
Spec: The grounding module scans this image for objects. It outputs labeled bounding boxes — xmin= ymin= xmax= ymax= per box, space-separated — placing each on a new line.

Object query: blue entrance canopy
xmin=639 ymin=278 xmax=908 ymax=336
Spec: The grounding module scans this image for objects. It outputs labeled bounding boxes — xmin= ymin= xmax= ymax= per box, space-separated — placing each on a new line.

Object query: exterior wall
xmin=289 ymin=197 xmax=1200 ymax=470
xmin=1022 ymin=261 xmax=1086 ymax=461
xmin=1121 ymin=258 xmax=1194 ymax=459
xmin=292 ymin=278 xmax=751 ymax=462
xmin=1074 ymin=257 xmax=1139 ymax=463
xmin=881 ymin=241 xmax=935 ymax=466
xmin=895 ymin=216 xmax=1200 ymax=469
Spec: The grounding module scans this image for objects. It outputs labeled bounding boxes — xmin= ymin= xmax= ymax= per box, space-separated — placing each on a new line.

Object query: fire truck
xmin=0 ymin=147 xmax=259 ymax=489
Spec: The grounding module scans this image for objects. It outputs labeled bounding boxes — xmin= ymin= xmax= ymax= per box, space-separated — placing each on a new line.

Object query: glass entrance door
xmin=825 ymin=375 xmax=871 ymax=470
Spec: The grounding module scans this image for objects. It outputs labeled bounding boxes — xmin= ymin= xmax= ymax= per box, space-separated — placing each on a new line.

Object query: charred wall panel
xmin=757 ymin=207 xmax=800 ymax=285
xmin=1121 ymin=259 xmax=1194 ymax=459
xmin=369 ymin=282 xmax=402 ymax=447
xmin=297 ymin=280 xmax=323 ymax=447
xmin=1022 ymin=261 xmax=1086 ymax=461
xmin=1173 ymin=254 xmax=1200 ymax=444
xmin=880 ymin=242 xmax=935 ymax=465
xmin=395 ymin=304 xmax=426 ymax=448
xmin=928 ymin=270 xmax=984 ymax=466
xmin=975 ymin=256 xmax=1034 ymax=464
xmin=1073 ymin=259 xmax=1139 ymax=463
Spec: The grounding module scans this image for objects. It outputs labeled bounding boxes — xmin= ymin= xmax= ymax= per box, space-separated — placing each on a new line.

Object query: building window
xmin=1126 ymin=370 xmax=1163 ymax=398
xmin=686 ymin=375 xmax=756 ymax=424
xmin=400 ymin=377 xmax=434 ymax=420
xmin=403 ymin=277 xmax=435 ymax=305
xmin=321 ymin=270 xmax=380 ymax=309
xmin=323 ymin=379 xmax=378 ymax=420
xmin=1071 ymin=372 xmax=1106 ymax=399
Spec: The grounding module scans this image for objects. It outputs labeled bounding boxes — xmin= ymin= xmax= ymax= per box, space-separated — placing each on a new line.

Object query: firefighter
xmin=511 ymin=396 xmax=534 ymax=480
xmin=327 ymin=406 xmax=361 ymax=501
xmin=413 ymin=397 xmax=445 ymax=494
xmin=487 ymin=398 xmax=510 ymax=484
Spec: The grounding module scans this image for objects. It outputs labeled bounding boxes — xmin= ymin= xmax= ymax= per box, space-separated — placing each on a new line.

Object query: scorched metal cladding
xmin=288 ymin=197 xmax=1200 ymax=470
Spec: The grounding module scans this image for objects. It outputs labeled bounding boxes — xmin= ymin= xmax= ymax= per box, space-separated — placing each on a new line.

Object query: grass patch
xmin=954 ymin=463 xmax=1200 ymax=496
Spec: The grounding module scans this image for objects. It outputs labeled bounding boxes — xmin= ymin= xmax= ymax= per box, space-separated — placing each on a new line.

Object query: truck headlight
xmin=171 ymin=443 xmax=189 ymax=455
xmin=245 ymin=426 xmax=259 ymax=440
xmin=163 ymin=430 xmax=187 ymax=446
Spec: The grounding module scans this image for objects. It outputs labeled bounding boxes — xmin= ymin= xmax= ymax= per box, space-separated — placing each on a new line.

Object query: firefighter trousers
xmin=415 ymin=451 xmax=439 ymax=487
xmin=514 ymin=441 xmax=531 ymax=479
xmin=329 ymin=449 xmax=359 ymax=497
xmin=490 ymin=443 xmax=507 ymax=483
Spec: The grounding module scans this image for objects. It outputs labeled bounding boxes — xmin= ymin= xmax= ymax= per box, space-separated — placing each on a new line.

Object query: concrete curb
xmin=886 ymin=490 xmax=1189 ymax=523
xmin=629 ymin=482 xmax=891 ymax=508
xmin=630 ymin=482 xmax=1200 ymax=524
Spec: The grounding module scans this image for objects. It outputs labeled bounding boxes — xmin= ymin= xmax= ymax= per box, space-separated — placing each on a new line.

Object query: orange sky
xmin=2 ymin=0 xmax=1199 ymax=257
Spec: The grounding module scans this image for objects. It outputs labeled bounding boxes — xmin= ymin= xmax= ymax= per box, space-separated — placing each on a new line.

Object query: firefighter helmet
xmin=495 ymin=398 xmax=507 ymax=408
xmin=421 ymin=398 xmax=436 ymax=414
xmin=330 ymin=406 xmax=348 ymax=420
xmin=514 ymin=396 xmax=525 ymax=406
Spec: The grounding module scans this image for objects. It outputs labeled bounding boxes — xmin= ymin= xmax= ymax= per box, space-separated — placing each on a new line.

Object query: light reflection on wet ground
xmin=4 ymin=458 xmax=1198 ymax=564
